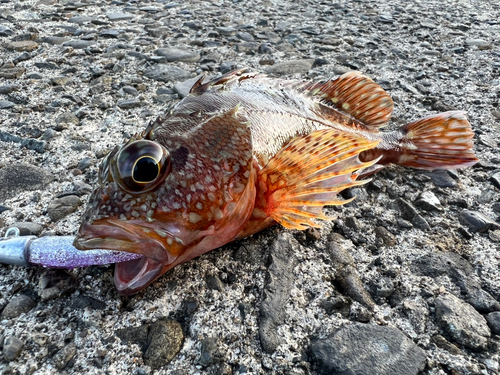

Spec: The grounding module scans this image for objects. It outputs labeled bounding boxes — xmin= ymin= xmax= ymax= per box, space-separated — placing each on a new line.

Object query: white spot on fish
xmin=196 ymin=202 xmax=203 ymax=210
xmin=189 ymin=212 xmax=202 ymax=223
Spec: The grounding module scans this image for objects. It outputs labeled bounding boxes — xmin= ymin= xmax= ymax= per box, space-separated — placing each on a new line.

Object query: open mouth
xmin=73 ymin=218 xmax=178 ymax=295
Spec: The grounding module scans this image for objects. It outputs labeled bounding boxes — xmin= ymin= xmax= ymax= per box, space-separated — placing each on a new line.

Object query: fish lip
xmin=73 ymin=218 xmax=173 ymax=264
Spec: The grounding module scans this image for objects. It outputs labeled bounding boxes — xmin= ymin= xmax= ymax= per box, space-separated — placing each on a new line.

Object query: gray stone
xmin=68 ymin=16 xmax=94 ymax=24
xmin=216 ymin=27 xmax=237 ymax=36
xmin=490 ymin=172 xmax=500 ymax=189
xmin=106 ymin=12 xmax=134 ymax=21
xmin=0 ymin=65 xmax=25 ymax=79
xmin=396 ymin=198 xmax=430 ymax=230
xmin=55 ymin=112 xmax=79 ymax=128
xmin=3 ymin=336 xmax=24 ymax=361
xmin=11 ymin=221 xmax=43 ymax=236
xmin=3 ymin=40 xmax=39 ymax=51
xmin=374 ymin=226 xmax=397 ymax=246
xmin=434 ymin=294 xmax=490 ymax=351
xmin=414 ymin=191 xmax=442 ymax=211
xmin=1 ymin=294 xmax=37 ymax=319
xmin=0 ymin=84 xmax=20 ymax=94
xmin=267 ymin=59 xmax=315 ymax=76
xmin=144 ymin=320 xmax=184 ymax=369
xmin=260 ymin=233 xmax=299 ymax=353
xmin=63 ymin=40 xmax=96 ymax=49
xmin=199 ymin=337 xmax=218 ymax=366
xmin=47 ymin=195 xmax=81 ymax=221
xmin=99 ymin=28 xmax=123 ymax=38
xmin=53 ymin=342 xmax=76 ymax=370
xmin=309 ymin=323 xmax=426 ymax=375
xmin=0 ymin=25 xmax=13 ymax=37
xmin=155 ymin=47 xmax=200 ymax=63
xmin=423 ymin=170 xmax=457 ymax=188
xmin=76 ymin=157 xmax=93 ymax=171
xmin=38 ymin=269 xmax=77 ymax=301
xmin=41 ymin=36 xmax=70 ymax=45
xmin=51 ymin=76 xmax=71 ymax=86
xmin=236 ymin=42 xmax=260 ymax=54
xmin=459 ymin=210 xmax=500 ymax=233
xmin=485 ymin=312 xmax=500 ymax=335
xmin=0 ymin=163 xmax=53 ymax=201
xmin=465 ymin=39 xmax=492 ymax=49
xmin=143 ymin=64 xmax=190 ymax=83
xmin=327 ymin=236 xmax=375 ymax=309
xmin=117 ymin=98 xmax=142 ymax=109
xmin=205 ymin=274 xmax=224 ymax=292
xmin=0 ymin=100 xmax=15 ymax=109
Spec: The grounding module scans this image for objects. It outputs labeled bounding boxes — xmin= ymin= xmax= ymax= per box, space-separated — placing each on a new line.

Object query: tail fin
xmin=395 ymin=111 xmax=478 ymax=170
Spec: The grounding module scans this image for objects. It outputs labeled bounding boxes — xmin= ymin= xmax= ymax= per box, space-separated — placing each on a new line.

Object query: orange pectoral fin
xmin=258 ymin=129 xmax=381 ymax=230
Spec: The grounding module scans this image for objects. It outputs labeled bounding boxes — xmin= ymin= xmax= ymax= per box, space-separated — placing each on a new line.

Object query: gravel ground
xmin=0 ymin=0 xmax=500 ymax=374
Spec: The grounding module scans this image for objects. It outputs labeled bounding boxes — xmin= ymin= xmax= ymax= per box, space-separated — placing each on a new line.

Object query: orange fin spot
xmin=258 ymin=130 xmax=381 ymax=230
xmin=306 ymin=71 xmax=394 ymax=128
xmin=398 ymin=111 xmax=478 ymax=170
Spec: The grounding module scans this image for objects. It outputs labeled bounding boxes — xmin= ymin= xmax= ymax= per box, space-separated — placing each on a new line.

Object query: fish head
xmin=74 ymin=109 xmax=256 ymax=294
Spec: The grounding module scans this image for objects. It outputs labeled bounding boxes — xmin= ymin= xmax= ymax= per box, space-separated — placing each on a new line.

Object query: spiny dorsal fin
xmin=306 ymin=71 xmax=394 ymax=128
xmin=258 ymin=129 xmax=381 ymax=230
xmin=189 ymin=68 xmax=258 ymax=95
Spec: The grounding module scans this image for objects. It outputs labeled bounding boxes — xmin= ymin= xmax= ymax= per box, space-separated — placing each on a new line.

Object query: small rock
xmin=414 ymin=191 xmax=442 ymax=211
xmin=423 ymin=170 xmax=457 ymax=188
xmin=459 ymin=210 xmax=500 ymax=233
xmin=0 ymin=100 xmax=15 ymax=109
xmin=267 ymin=59 xmax=315 ymax=76
xmin=11 ymin=222 xmax=43 ymax=236
xmin=70 ymin=295 xmax=106 ymax=310
xmin=205 ymin=274 xmax=224 ymax=292
xmin=396 ymin=198 xmax=430 ymax=230
xmin=328 ymin=237 xmax=375 ymax=309
xmin=3 ymin=336 xmax=24 ymax=361
xmin=51 ymin=76 xmax=71 ymax=86
xmin=122 ymin=86 xmax=139 ymax=96
xmin=143 ymin=64 xmax=190 ymax=83
xmin=38 ymin=269 xmax=76 ymax=300
xmin=374 ymin=226 xmax=397 ymax=246
xmin=430 ymin=335 xmax=462 ymax=355
xmin=106 ymin=12 xmax=134 ymax=21
xmin=236 ymin=42 xmax=260 ymax=54
xmin=216 ymin=27 xmax=237 ymax=36
xmin=0 ymin=84 xmax=20 ymax=94
xmin=378 ymin=14 xmax=394 ymax=23
xmin=0 ymin=163 xmax=53 ymax=201
xmin=465 ymin=39 xmax=492 ymax=49
xmin=117 ymin=98 xmax=142 ymax=109
xmin=144 ymin=320 xmax=184 ymax=369
xmin=309 ymin=323 xmax=426 ymax=375
xmin=0 ymin=25 xmax=13 ymax=37
xmin=435 ymin=294 xmax=490 ymax=351
xmin=53 ymin=342 xmax=76 ymax=370
xmin=55 ymin=112 xmax=79 ymax=128
xmin=1 ymin=294 xmax=37 ymax=319
xmin=155 ymin=47 xmax=200 ymax=63
xmin=41 ymin=36 xmax=70 ymax=45
xmin=199 ymin=337 xmax=218 ymax=366
xmin=320 ymin=296 xmax=351 ymax=317
xmin=260 ymin=233 xmax=299 ymax=353
xmin=62 ymin=40 xmax=96 ymax=49
xmin=0 ymin=65 xmax=25 ymax=79
xmin=485 ymin=312 xmax=500 ymax=335
xmin=99 ymin=28 xmax=123 ymax=38
xmin=367 ymin=276 xmax=395 ymax=298
xmin=3 ymin=40 xmax=39 ymax=51
xmin=76 ymin=157 xmax=93 ymax=171
xmin=490 ymin=172 xmax=500 ymax=189
xmin=47 ymin=195 xmax=81 ymax=222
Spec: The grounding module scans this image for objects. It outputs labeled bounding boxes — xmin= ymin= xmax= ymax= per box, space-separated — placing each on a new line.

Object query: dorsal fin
xmin=306 ymin=71 xmax=394 ymax=128
xmin=189 ymin=68 xmax=258 ymax=95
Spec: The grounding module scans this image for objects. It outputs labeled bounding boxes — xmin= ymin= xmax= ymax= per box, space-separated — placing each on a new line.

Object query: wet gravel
xmin=1 ymin=0 xmax=500 ymax=374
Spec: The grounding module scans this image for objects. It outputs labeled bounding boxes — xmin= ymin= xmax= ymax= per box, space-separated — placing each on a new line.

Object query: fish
xmin=73 ymin=69 xmax=478 ymax=295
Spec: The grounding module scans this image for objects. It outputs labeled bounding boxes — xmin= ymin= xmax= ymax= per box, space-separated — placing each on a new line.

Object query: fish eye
xmin=113 ymin=140 xmax=171 ymax=193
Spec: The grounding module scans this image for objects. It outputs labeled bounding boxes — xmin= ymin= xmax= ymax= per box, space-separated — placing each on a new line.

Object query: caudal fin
xmin=395 ymin=111 xmax=478 ymax=170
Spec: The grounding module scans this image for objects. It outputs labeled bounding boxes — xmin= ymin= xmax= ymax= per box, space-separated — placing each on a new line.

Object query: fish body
xmin=74 ymin=69 xmax=478 ymax=295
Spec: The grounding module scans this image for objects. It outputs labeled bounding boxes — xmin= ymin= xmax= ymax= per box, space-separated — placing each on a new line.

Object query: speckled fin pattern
xmin=258 ymin=129 xmax=381 ymax=230
xmin=303 ymin=71 xmax=394 ymax=128
xmin=398 ymin=111 xmax=478 ymax=169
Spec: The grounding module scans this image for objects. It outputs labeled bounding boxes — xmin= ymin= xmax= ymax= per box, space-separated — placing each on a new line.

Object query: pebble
xmin=490 ymin=172 xmax=500 ymax=189
xmin=3 ymin=40 xmax=39 ymax=51
xmin=216 ymin=27 xmax=237 ymax=37
xmin=434 ymin=293 xmax=490 ymax=351
xmin=327 ymin=236 xmax=375 ymax=309
xmin=106 ymin=12 xmax=134 ymax=21
xmin=0 ymin=100 xmax=15 ymax=109
xmin=465 ymin=39 xmax=492 ymax=50
xmin=485 ymin=312 xmax=500 ymax=335
xmin=55 ymin=111 xmax=79 ymax=128
xmin=143 ymin=320 xmax=184 ymax=369
xmin=308 ymin=323 xmax=426 ymax=375
xmin=76 ymin=157 xmax=93 ymax=172
xmin=117 ymin=98 xmax=142 ymax=109
xmin=155 ymin=47 xmax=200 ymax=63
xmin=458 ymin=210 xmax=500 ymax=233
xmin=374 ymin=226 xmax=397 ymax=247
xmin=0 ymin=25 xmax=13 ymax=37
xmin=205 ymin=274 xmax=224 ymax=292
xmin=62 ymin=40 xmax=95 ymax=49
xmin=260 ymin=233 xmax=299 ymax=353
xmin=3 ymin=336 xmax=24 ymax=361
xmin=69 ymin=295 xmax=106 ymax=310
xmin=414 ymin=191 xmax=442 ymax=211
xmin=10 ymin=221 xmax=43 ymax=236
xmin=40 ymin=36 xmax=70 ymax=45
xmin=199 ymin=337 xmax=218 ymax=366
xmin=38 ymin=269 xmax=77 ymax=300
xmin=423 ymin=170 xmax=457 ymax=188
xmin=0 ymin=163 xmax=53 ymax=201
xmin=0 ymin=131 xmax=46 ymax=153
xmin=396 ymin=198 xmax=430 ymax=230
xmin=51 ymin=76 xmax=71 ymax=86
xmin=47 ymin=195 xmax=81 ymax=222
xmin=267 ymin=59 xmax=315 ymax=76
xmin=0 ymin=84 xmax=20 ymax=94
xmin=143 ymin=64 xmax=190 ymax=82
xmin=1 ymin=294 xmax=37 ymax=319
xmin=53 ymin=342 xmax=76 ymax=370
xmin=0 ymin=65 xmax=25 ymax=79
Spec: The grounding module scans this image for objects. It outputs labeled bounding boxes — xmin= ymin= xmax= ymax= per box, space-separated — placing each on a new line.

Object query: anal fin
xmin=258 ymin=130 xmax=381 ymax=230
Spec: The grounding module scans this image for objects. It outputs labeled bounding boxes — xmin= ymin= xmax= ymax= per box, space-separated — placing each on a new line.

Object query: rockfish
xmin=74 ymin=69 xmax=478 ymax=295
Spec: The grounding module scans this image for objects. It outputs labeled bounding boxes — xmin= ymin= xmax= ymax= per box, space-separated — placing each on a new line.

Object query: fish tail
xmin=380 ymin=111 xmax=478 ymax=170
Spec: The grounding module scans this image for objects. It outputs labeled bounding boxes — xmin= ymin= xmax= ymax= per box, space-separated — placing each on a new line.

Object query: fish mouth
xmin=74 ymin=218 xmax=180 ymax=295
